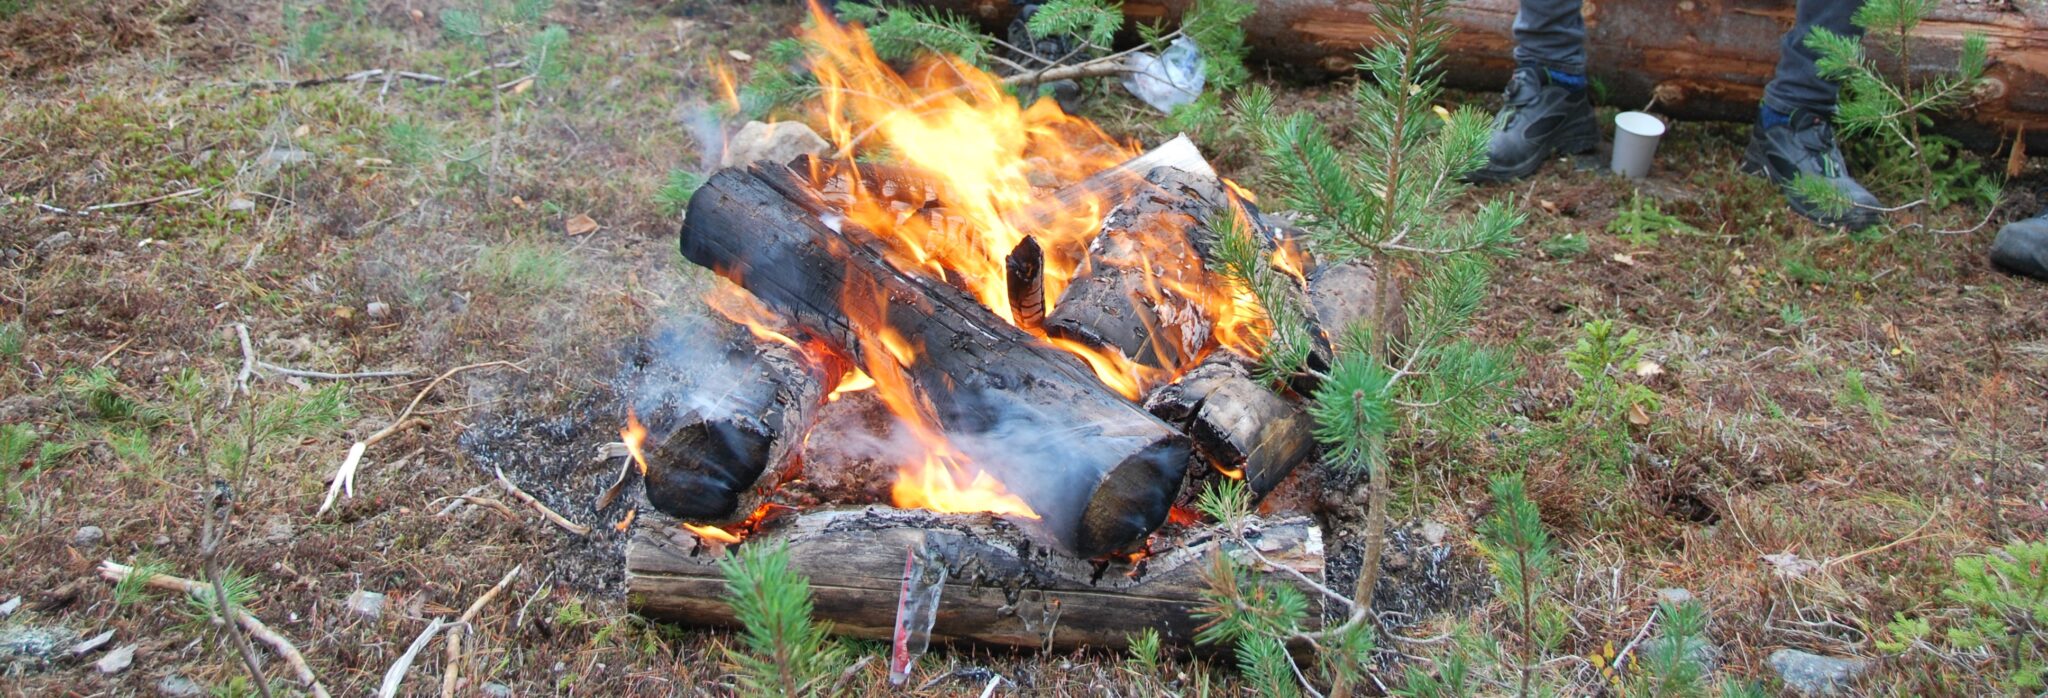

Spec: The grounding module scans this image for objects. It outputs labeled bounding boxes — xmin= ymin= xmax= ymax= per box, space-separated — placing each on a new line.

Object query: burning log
xmin=1045 ymin=167 xmax=1237 ymax=371
xmin=1144 ymin=351 xmax=1317 ymax=499
xmin=1005 ymin=236 xmax=1046 ymax=331
xmin=621 ymin=313 xmax=839 ymax=525
xmin=679 ymin=162 xmax=1194 ymax=558
xmin=624 ymin=507 xmax=1324 ymax=650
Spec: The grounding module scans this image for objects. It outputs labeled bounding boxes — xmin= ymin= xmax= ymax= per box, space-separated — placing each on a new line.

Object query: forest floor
xmin=2 ymin=0 xmax=2045 ymax=696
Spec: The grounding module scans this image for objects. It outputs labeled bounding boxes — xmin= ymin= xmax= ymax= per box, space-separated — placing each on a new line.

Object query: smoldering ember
xmin=8 ymin=0 xmax=2048 ymax=695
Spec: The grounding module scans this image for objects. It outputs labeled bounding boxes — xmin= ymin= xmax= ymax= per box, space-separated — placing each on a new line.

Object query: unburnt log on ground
xmin=618 ymin=316 xmax=840 ymax=524
xmin=911 ymin=0 xmax=2048 ymax=150
xmin=625 ymin=508 xmax=1324 ymax=650
xmin=1145 ymin=351 xmax=1316 ymax=500
xmin=678 ymin=162 xmax=1193 ymax=558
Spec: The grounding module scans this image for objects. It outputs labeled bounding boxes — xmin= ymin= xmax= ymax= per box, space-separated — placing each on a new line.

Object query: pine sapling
xmin=719 ymin=542 xmax=847 ymax=698
xmin=1478 ymin=473 xmax=1557 ymax=697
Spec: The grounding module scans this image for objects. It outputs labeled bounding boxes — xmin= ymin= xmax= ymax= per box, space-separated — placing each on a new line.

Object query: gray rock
xmin=481 ymin=682 xmax=515 ymax=697
xmin=720 ymin=121 xmax=829 ymax=168
xmin=0 ymin=625 xmax=80 ymax=674
xmin=366 ymin=301 xmax=392 ymax=319
xmin=1768 ymin=649 xmax=1871 ymax=696
xmin=33 ymin=231 xmax=74 ymax=258
xmin=257 ymin=147 xmax=312 ymax=171
xmin=345 ymin=590 xmax=387 ymax=621
xmin=0 ymin=596 xmax=21 ymax=617
xmin=1656 ymin=587 xmax=1694 ymax=606
xmin=72 ymin=526 xmax=104 ymax=547
xmin=263 ymin=516 xmax=294 ymax=544
xmin=94 ymin=644 xmax=135 ymax=674
xmin=156 ymin=675 xmax=205 ymax=697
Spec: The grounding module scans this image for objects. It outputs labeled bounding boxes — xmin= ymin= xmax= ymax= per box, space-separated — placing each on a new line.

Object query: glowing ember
xmin=1215 ymin=463 xmax=1246 ymax=480
xmin=1167 ymin=506 xmax=1201 ymax=526
xmin=621 ymin=410 xmax=650 ymax=476
xmin=614 ymin=508 xmax=637 ymax=532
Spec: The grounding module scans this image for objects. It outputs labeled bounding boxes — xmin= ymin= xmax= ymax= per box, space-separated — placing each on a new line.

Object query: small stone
xmin=1656 ymin=587 xmax=1693 ymax=606
xmin=480 ymin=682 xmax=515 ymax=698
xmin=94 ymin=644 xmax=135 ymax=674
xmin=0 ymin=596 xmax=21 ymax=617
xmin=33 ymin=231 xmax=74 ymax=257
xmin=156 ymin=675 xmax=205 ymax=697
xmin=366 ymin=301 xmax=392 ymax=319
xmin=67 ymin=629 xmax=114 ymax=657
xmin=153 ymin=535 xmax=172 ymax=547
xmin=1419 ymin=521 xmax=1449 ymax=546
xmin=72 ymin=526 xmax=105 ymax=547
xmin=720 ymin=121 xmax=829 ymax=169
xmin=345 ymin=590 xmax=387 ymax=621
xmin=263 ymin=515 xmax=295 ymax=544
xmin=226 ymin=197 xmax=256 ymax=212
xmin=1768 ymin=649 xmax=1872 ymax=696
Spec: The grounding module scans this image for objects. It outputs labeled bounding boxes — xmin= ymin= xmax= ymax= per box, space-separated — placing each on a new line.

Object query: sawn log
xmin=1145 ymin=351 xmax=1317 ymax=501
xmin=910 ymin=0 xmax=2048 ymax=151
xmin=678 ymin=162 xmax=1193 ymax=558
xmin=625 ymin=507 xmax=1324 ymax=650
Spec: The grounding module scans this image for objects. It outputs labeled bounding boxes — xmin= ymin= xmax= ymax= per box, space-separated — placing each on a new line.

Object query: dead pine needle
xmin=318 ymin=360 xmax=523 ymax=516
xmin=443 ymin=564 xmax=523 ymax=698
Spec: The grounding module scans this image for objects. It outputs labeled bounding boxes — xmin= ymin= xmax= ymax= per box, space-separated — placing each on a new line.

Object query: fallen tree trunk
xmin=679 ymin=162 xmax=1193 ymax=558
xmin=912 ymin=0 xmax=2048 ymax=151
xmin=625 ymin=508 xmax=1324 ymax=650
xmin=1145 ymin=351 xmax=1316 ymax=500
xmin=619 ymin=314 xmax=838 ymax=524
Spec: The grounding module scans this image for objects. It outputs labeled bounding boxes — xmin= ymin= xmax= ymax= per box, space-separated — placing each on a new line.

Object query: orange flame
xmin=829 ymin=368 xmax=875 ymax=401
xmin=621 ymin=410 xmax=650 ymax=476
xmin=683 ymin=522 xmax=742 ymax=544
xmin=705 ymin=285 xmax=804 ymax=353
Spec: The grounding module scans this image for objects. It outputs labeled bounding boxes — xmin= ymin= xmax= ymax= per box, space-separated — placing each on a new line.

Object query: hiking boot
xmin=1467 ymin=67 xmax=1600 ymax=183
xmin=1740 ymin=109 xmax=1882 ymax=230
xmin=1990 ymin=209 xmax=2048 ymax=281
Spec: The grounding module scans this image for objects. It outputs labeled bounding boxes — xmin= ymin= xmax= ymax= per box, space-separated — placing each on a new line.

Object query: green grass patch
xmin=476 ymin=242 xmax=573 ymax=294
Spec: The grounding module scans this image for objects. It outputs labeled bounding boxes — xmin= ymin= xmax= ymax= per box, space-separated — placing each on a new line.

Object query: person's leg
xmin=1742 ymin=0 xmax=1880 ymax=229
xmin=1469 ymin=0 xmax=1599 ymax=182
xmin=1512 ymin=0 xmax=1588 ymax=77
xmin=1762 ymin=0 xmax=1864 ymax=115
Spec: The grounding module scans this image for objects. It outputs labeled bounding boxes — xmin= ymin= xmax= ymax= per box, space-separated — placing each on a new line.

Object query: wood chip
xmin=564 ymin=213 xmax=599 ymax=236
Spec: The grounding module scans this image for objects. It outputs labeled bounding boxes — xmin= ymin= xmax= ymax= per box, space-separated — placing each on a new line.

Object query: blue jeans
xmin=1512 ymin=0 xmax=1866 ymax=113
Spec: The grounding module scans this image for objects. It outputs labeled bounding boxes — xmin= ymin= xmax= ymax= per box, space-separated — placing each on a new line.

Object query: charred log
xmin=1045 ymin=167 xmax=1235 ymax=371
xmin=678 ymin=163 xmax=1193 ymax=558
xmin=1006 ymin=236 xmax=1046 ymax=331
xmin=911 ymin=0 xmax=2048 ymax=151
xmin=1145 ymin=351 xmax=1317 ymax=500
xmin=625 ymin=507 xmax=1324 ymax=650
xmin=620 ymin=316 xmax=837 ymax=524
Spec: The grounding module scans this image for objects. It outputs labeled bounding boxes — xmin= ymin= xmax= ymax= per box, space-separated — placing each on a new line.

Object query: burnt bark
xmin=1045 ymin=167 xmax=1235 ymax=372
xmin=620 ymin=316 xmax=836 ymax=524
xmin=624 ymin=507 xmax=1324 ymax=650
xmin=1144 ymin=351 xmax=1317 ymax=501
xmin=678 ymin=163 xmax=1193 ymax=558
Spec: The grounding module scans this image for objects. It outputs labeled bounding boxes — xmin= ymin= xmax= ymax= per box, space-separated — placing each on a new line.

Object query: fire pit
xmin=611 ymin=6 xmax=1391 ymax=650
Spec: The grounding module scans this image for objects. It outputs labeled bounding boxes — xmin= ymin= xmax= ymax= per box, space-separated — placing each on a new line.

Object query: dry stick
xmin=378 ymin=618 xmax=449 ymax=698
xmin=255 ymin=361 xmax=422 ymax=381
xmin=442 ymin=564 xmax=523 ymax=698
xmin=233 ymin=323 xmax=257 ymax=396
xmin=495 ymin=466 xmax=591 ymax=536
xmin=97 ymin=561 xmax=332 ymax=698
xmin=317 ymin=361 xmax=522 ymax=516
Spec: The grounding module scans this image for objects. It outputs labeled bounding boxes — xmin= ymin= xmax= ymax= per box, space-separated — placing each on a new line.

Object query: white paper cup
xmin=1610 ymin=111 xmax=1668 ymax=179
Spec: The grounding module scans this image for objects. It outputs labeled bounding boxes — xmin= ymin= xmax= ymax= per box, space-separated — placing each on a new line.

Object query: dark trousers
xmin=1512 ymin=0 xmax=1866 ymax=113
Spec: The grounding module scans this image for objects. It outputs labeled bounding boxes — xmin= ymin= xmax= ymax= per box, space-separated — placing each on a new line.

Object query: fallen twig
xmin=433 ymin=484 xmax=490 ymax=517
xmin=233 ymin=323 xmax=257 ymax=396
xmin=202 ymin=484 xmax=272 ymax=698
xmin=443 ymin=564 xmax=523 ymax=698
xmin=378 ymin=617 xmax=448 ymax=698
xmin=97 ymin=561 xmax=332 ymax=698
xmin=318 ymin=360 xmax=522 ymax=516
xmin=496 ymin=466 xmax=591 ymax=536
xmin=428 ymin=494 xmax=520 ymax=523
xmin=41 ymin=187 xmax=208 ymax=217
xmin=255 ymin=361 xmax=422 ymax=381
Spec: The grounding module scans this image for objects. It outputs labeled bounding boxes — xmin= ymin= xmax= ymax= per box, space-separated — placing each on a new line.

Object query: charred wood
xmin=624 ymin=507 xmax=1324 ymax=650
xmin=621 ymin=315 xmax=838 ymax=524
xmin=1045 ymin=167 xmax=1234 ymax=371
xmin=1145 ymin=351 xmax=1317 ymax=501
xmin=1006 ymin=236 xmax=1046 ymax=332
xmin=678 ymin=163 xmax=1193 ymax=558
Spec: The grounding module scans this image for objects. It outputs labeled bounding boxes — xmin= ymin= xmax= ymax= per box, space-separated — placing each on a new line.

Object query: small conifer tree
xmin=719 ymin=542 xmax=848 ymax=697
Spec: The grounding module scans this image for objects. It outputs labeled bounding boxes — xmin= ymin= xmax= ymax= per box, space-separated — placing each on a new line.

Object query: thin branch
xmin=496 ymin=466 xmax=591 ymax=536
xmin=378 ymin=618 xmax=449 ymax=698
xmin=443 ymin=564 xmax=523 ymax=698
xmin=255 ymin=361 xmax=422 ymax=381
xmin=97 ymin=561 xmax=332 ymax=698
xmin=318 ymin=360 xmax=523 ymax=515
xmin=202 ymin=486 xmax=273 ymax=698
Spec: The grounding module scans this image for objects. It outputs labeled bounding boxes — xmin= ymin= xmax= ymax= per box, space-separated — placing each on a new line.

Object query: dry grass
xmin=1 ymin=0 xmax=2044 ymax=695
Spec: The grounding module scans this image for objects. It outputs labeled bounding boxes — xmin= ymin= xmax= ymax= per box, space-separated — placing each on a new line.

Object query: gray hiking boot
xmin=1468 ymin=67 xmax=1600 ymax=183
xmin=1990 ymin=209 xmax=2048 ymax=281
xmin=1740 ymin=109 xmax=1882 ymax=231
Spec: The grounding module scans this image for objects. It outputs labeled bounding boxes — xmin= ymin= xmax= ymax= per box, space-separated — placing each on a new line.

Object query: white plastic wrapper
xmin=1121 ymin=37 xmax=1207 ymax=114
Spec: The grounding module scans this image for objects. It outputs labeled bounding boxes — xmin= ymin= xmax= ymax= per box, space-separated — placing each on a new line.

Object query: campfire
xmin=615 ymin=3 xmax=1379 ymax=650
